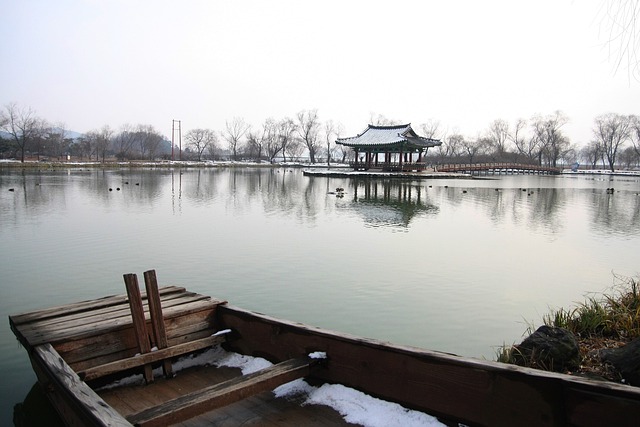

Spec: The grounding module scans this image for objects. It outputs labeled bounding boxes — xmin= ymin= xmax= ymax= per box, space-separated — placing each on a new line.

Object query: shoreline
xmin=2 ymin=159 xmax=638 ymax=178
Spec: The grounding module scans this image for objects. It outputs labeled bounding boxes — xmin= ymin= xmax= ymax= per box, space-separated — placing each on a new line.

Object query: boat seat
xmin=79 ymin=270 xmax=229 ymax=384
xmin=78 ymin=331 xmax=231 ymax=382
xmin=127 ymin=356 xmax=320 ymax=427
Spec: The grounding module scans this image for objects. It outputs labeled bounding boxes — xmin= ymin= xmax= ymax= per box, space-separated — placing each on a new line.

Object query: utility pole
xmin=171 ymin=119 xmax=181 ymax=161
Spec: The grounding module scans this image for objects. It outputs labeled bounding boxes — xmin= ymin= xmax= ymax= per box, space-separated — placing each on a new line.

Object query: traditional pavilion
xmin=336 ymin=124 xmax=441 ymax=172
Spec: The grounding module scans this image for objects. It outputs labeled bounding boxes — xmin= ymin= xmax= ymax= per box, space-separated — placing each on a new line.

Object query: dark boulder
xmin=512 ymin=325 xmax=580 ymax=372
xmin=599 ymin=337 xmax=640 ymax=386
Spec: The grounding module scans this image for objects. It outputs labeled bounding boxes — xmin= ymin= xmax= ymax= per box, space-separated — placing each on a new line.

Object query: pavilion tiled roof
xmin=336 ymin=124 xmax=441 ymax=150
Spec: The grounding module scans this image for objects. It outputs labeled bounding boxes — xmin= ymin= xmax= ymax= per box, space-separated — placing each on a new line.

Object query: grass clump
xmin=497 ymin=274 xmax=640 ymax=380
xmin=543 ymin=275 xmax=640 ymax=339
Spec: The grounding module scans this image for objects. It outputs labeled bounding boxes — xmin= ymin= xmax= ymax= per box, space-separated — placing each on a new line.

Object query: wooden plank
xmin=123 ymin=273 xmax=154 ymax=384
xmin=32 ymin=343 xmax=132 ymax=427
xmin=20 ymin=298 xmax=220 ymax=347
xmin=10 ymin=286 xmax=186 ymax=325
xmin=62 ymin=309 xmax=218 ymax=370
xmin=143 ymin=270 xmax=173 ymax=378
xmin=16 ymin=292 xmax=212 ymax=338
xmin=79 ymin=334 xmax=228 ymax=381
xmin=127 ymin=357 xmax=316 ymax=427
xmin=10 ymin=287 xmax=220 ymax=351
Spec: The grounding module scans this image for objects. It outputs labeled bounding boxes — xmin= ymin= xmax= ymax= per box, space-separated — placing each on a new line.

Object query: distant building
xmin=336 ymin=124 xmax=441 ymax=171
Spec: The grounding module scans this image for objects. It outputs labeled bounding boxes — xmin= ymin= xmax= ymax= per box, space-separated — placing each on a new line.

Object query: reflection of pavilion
xmin=344 ymin=180 xmax=438 ymax=228
xmin=337 ymin=124 xmax=441 ymax=172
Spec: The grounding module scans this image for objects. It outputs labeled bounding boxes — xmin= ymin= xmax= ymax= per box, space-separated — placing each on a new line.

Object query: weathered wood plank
xmin=124 ymin=273 xmax=154 ymax=383
xmin=9 ymin=286 xmax=186 ymax=325
xmin=143 ymin=270 xmax=173 ymax=378
xmin=61 ymin=309 xmax=218 ymax=371
xmin=32 ymin=343 xmax=132 ymax=427
xmin=79 ymin=334 xmax=227 ymax=381
xmin=19 ymin=299 xmax=220 ymax=347
xmin=15 ymin=292 xmax=212 ymax=338
xmin=127 ymin=357 xmax=315 ymax=427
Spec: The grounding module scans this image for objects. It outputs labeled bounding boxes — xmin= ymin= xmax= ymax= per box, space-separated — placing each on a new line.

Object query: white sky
xmin=1 ymin=0 xmax=638 ymax=146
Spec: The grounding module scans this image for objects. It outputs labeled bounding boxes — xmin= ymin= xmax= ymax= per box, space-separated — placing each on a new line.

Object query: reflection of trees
xmin=5 ymin=169 xmax=639 ymax=238
xmin=346 ymin=179 xmax=439 ymax=229
xmin=590 ymin=190 xmax=640 ymax=236
xmin=464 ymin=187 xmax=564 ymax=235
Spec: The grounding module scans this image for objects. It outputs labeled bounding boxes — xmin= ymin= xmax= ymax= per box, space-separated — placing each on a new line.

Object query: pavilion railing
xmin=349 ymin=161 xmax=430 ymax=172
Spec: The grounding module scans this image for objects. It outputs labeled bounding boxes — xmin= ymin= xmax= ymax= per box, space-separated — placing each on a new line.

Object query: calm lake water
xmin=1 ymin=166 xmax=640 ymax=424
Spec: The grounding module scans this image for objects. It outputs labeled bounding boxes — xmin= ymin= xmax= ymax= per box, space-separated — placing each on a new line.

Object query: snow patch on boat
xmin=275 ymin=380 xmax=444 ymax=427
xmin=99 ymin=346 xmax=445 ymax=426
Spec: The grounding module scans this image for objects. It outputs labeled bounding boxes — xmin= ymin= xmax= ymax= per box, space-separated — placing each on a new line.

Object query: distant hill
xmin=0 ymin=128 xmax=84 ymax=140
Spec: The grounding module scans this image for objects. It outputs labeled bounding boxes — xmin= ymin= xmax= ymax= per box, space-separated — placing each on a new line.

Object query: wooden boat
xmin=9 ymin=270 xmax=640 ymax=427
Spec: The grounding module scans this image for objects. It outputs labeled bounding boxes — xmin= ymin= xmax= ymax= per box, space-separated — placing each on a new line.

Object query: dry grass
xmin=498 ymin=274 xmax=639 ymax=381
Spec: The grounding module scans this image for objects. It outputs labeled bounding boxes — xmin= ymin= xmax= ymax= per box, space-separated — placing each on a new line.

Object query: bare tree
xmin=224 ymin=117 xmax=250 ymax=161
xmin=45 ymin=122 xmax=71 ymax=159
xmin=206 ymin=142 xmax=218 ymax=160
xmin=592 ymin=113 xmax=632 ymax=171
xmin=618 ymin=145 xmax=639 ymax=169
xmin=324 ymin=120 xmax=339 ymax=166
xmin=485 ymin=119 xmax=511 ymax=159
xmin=96 ymin=125 xmax=113 ymax=162
xmin=457 ymin=135 xmax=473 ymax=163
xmin=508 ymin=119 xmax=529 ymax=159
xmin=440 ymin=132 xmax=463 ymax=161
xmin=419 ymin=119 xmax=443 ymax=140
xmin=74 ymin=132 xmax=96 ymax=160
xmin=246 ymin=119 xmax=272 ymax=162
xmin=262 ymin=119 xmax=285 ymax=162
xmin=296 ymin=109 xmax=322 ymax=163
xmin=113 ymin=124 xmax=137 ymax=160
xmin=369 ymin=113 xmax=400 ymax=126
xmin=277 ymin=118 xmax=297 ymax=162
xmin=286 ymin=138 xmax=305 ymax=161
xmin=0 ymin=103 xmax=47 ymax=162
xmin=530 ymin=111 xmax=569 ymax=167
xmin=597 ymin=1 xmax=640 ymax=81
xmin=132 ymin=125 xmax=163 ymax=160
xmin=580 ymin=140 xmax=604 ymax=168
xmin=185 ymin=128 xmax=217 ymax=161
xmin=627 ymin=115 xmax=640 ymax=159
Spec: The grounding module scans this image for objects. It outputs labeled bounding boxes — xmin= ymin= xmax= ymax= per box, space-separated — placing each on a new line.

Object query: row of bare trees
xmin=219 ymin=110 xmax=344 ymax=164
xmin=2 ymin=102 xmax=639 ymax=169
xmin=0 ymin=103 xmax=168 ymax=162
xmin=423 ymin=112 xmax=640 ymax=171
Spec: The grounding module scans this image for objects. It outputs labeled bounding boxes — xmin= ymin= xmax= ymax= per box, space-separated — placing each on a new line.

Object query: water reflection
xmin=2 ymin=168 xmax=640 ymax=427
xmin=590 ymin=189 xmax=640 ymax=237
xmin=345 ymin=179 xmax=439 ymax=229
xmin=2 ymin=169 xmax=639 ymax=237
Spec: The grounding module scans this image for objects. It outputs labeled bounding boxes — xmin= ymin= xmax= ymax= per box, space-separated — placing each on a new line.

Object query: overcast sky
xmin=1 ymin=0 xmax=638 ymax=146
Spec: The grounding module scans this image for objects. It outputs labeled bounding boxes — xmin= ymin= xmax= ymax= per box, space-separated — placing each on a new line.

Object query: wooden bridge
xmin=436 ymin=162 xmax=561 ymax=175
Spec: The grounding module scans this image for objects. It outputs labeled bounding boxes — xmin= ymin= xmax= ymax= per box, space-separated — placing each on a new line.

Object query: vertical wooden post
xmin=143 ymin=269 xmax=174 ymax=378
xmin=124 ymin=273 xmax=154 ymax=384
